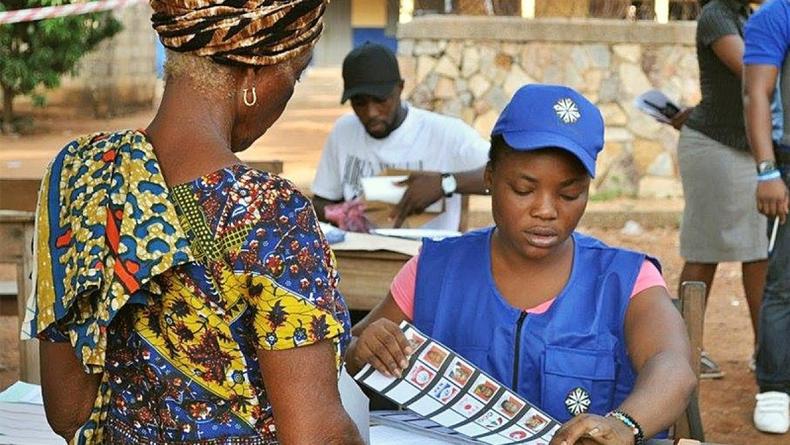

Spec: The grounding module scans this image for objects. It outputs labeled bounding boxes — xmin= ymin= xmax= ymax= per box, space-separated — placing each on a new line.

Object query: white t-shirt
xmin=312 ymin=104 xmax=490 ymax=231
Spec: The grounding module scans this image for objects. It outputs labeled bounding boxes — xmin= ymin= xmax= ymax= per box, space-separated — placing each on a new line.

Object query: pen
xmin=768 ymin=216 xmax=780 ymax=255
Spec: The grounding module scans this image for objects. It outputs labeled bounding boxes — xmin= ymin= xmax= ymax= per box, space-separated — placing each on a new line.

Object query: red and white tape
xmin=0 ymin=0 xmax=146 ymax=25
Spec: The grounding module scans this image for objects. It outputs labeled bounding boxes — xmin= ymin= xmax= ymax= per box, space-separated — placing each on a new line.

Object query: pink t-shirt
xmin=390 ymin=254 xmax=667 ymax=319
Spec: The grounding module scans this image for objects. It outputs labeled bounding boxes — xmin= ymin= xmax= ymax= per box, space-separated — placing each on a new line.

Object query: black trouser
xmin=757 ymin=150 xmax=790 ymax=394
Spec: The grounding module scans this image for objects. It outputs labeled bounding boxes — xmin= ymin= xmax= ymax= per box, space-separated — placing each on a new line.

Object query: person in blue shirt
xmin=743 ymin=0 xmax=790 ymax=435
xmin=346 ymin=84 xmax=696 ymax=445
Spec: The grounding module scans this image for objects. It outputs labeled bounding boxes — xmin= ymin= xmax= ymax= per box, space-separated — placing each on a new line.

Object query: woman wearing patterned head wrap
xmin=23 ymin=1 xmax=364 ymax=444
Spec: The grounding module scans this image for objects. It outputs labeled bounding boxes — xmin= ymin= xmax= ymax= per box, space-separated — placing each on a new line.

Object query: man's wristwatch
xmin=440 ymin=173 xmax=457 ymax=197
xmin=757 ymin=159 xmax=782 ymax=182
xmin=757 ymin=159 xmax=778 ymax=175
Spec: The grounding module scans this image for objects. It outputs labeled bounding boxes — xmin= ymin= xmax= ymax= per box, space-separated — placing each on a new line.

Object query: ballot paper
xmin=634 ymin=90 xmax=681 ymax=124
xmin=370 ymin=228 xmax=461 ymax=241
xmin=371 ymin=424 xmax=461 ymax=444
xmin=0 ymin=382 xmax=61 ymax=445
xmin=329 ymin=229 xmax=422 ymax=256
xmin=355 ymin=322 xmax=560 ymax=445
xmin=0 ymin=382 xmax=43 ymax=405
xmin=361 ymin=176 xmax=444 ymax=213
xmin=371 ymin=411 xmax=482 ymax=444
xmin=340 ymin=368 xmax=371 ymax=444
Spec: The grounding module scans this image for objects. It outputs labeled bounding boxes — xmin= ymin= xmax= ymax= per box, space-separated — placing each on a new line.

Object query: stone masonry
xmin=397 ymin=16 xmax=700 ymax=198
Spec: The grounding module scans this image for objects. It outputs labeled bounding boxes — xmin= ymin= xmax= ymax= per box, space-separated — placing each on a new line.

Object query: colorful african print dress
xmin=22 ymin=130 xmax=351 ymax=444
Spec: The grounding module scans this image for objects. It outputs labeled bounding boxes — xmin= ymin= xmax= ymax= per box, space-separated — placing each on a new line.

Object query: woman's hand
xmin=756 ymin=178 xmax=789 ymax=223
xmin=349 ymin=318 xmax=413 ymax=377
xmin=549 ymin=414 xmax=635 ymax=445
xmin=391 ymin=172 xmax=443 ymax=228
xmin=670 ymin=107 xmax=693 ymax=130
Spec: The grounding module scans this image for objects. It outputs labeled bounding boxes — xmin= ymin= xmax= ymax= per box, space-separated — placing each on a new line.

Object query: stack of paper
xmin=0 ymin=382 xmax=61 ymax=445
xmin=0 ymin=375 xmax=369 ymax=445
xmin=330 ymin=230 xmax=421 ymax=256
xmin=371 ymin=424 xmax=466 ymax=444
xmin=361 ymin=176 xmax=444 ymax=213
xmin=372 ymin=411 xmax=481 ymax=444
xmin=634 ymin=90 xmax=681 ymax=124
xmin=370 ymin=228 xmax=461 ymax=241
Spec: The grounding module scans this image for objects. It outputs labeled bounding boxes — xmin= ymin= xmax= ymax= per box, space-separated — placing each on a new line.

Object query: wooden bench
xmin=0 ymin=178 xmax=41 ymax=212
xmin=0 ymin=210 xmax=38 ymax=383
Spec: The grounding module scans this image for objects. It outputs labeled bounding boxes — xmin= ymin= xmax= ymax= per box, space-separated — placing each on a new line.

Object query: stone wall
xmin=397 ymin=16 xmax=700 ymax=198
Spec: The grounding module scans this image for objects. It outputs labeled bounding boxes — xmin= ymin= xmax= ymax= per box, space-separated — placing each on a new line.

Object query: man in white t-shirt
xmin=311 ymin=43 xmax=489 ymax=231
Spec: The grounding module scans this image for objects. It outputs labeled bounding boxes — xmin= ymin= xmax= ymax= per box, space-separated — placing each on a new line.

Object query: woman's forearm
xmin=39 ymin=341 xmax=101 ymax=440
xmin=259 ymin=341 xmax=365 ymax=445
xmin=616 ymin=351 xmax=697 ymax=438
xmin=743 ymin=66 xmax=778 ymax=162
xmin=321 ymin=409 xmax=366 ymax=445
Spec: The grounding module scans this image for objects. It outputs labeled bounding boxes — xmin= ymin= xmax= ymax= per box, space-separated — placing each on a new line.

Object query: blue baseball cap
xmin=491 ymin=84 xmax=604 ymax=177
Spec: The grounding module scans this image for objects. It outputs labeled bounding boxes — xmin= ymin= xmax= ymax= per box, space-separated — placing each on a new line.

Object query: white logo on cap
xmin=554 ymin=98 xmax=580 ymax=124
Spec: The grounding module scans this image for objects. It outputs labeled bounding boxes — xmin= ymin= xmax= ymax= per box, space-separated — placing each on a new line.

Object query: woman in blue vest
xmin=346 ymin=84 xmax=696 ymax=445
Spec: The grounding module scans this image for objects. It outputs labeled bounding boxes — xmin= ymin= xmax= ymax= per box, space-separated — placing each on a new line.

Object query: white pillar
xmin=399 ymin=0 xmax=414 ymax=23
xmin=521 ymin=0 xmax=536 ymax=19
xmin=654 ymin=0 xmax=670 ymax=24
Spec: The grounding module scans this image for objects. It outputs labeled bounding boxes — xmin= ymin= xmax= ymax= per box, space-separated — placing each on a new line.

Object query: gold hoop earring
xmin=242 ymin=87 xmax=257 ymax=107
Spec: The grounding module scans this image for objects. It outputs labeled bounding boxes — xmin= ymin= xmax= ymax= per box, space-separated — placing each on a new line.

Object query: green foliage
xmin=0 ymin=1 xmax=122 ymax=129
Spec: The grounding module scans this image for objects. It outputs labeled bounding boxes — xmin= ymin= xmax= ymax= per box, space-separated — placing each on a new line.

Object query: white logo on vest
xmin=565 ymin=386 xmax=591 ymax=416
xmin=554 ymin=98 xmax=581 ymax=124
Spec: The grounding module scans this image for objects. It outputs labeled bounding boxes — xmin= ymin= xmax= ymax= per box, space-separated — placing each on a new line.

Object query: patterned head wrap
xmin=150 ymin=0 xmax=326 ymax=66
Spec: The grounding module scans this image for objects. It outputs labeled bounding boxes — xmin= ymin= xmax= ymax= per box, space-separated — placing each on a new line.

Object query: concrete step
xmin=0 ymin=281 xmax=15 ymax=296
xmin=0 ymin=281 xmax=18 ymax=317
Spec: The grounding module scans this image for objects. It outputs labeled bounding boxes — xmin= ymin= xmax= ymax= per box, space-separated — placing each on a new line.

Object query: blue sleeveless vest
xmin=414 ymin=227 xmax=652 ymax=423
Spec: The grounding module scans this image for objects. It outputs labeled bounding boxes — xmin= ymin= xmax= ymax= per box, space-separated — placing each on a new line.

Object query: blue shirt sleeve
xmin=744 ymin=0 xmax=790 ymax=67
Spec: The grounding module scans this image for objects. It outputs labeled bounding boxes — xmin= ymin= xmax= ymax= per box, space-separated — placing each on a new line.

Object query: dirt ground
xmin=580 ymin=228 xmax=779 ymax=445
xmin=0 ymin=68 xmax=785 ymax=444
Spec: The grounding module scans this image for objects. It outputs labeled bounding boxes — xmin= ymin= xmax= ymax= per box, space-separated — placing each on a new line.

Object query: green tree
xmin=0 ymin=1 xmax=122 ymax=133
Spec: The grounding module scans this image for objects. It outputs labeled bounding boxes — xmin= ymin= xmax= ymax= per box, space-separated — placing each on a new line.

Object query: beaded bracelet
xmin=606 ymin=410 xmax=645 ymax=445
xmin=758 ymin=169 xmax=782 ymax=182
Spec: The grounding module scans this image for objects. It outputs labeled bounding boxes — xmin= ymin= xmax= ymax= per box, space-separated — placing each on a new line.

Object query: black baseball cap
xmin=341 ymin=43 xmax=402 ymax=104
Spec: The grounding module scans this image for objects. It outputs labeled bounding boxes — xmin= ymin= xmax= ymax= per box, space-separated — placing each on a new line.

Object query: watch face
xmin=442 ymin=174 xmax=457 ymax=194
xmin=758 ymin=160 xmax=777 ymax=174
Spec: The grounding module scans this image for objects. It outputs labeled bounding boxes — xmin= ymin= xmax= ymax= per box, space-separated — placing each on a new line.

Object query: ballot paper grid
xmin=355 ymin=322 xmax=560 ymax=445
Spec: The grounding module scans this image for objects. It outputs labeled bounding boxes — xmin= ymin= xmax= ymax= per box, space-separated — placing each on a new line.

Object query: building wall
xmin=352 ymin=0 xmax=388 ymax=25
xmin=397 ymin=16 xmax=700 ymax=198
xmin=25 ymin=1 xmax=393 ymax=112
xmin=535 ymin=0 xmax=592 ymax=17
xmin=314 ymin=0 xmax=353 ymax=65
xmin=351 ymin=0 xmax=397 ymax=52
xmin=312 ymin=0 xmax=397 ymax=65
xmin=47 ymin=2 xmax=158 ymax=115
